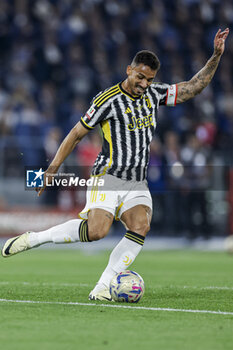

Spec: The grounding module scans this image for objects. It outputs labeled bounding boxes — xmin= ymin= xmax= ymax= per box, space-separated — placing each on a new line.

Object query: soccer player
xmin=2 ymin=28 xmax=229 ymax=301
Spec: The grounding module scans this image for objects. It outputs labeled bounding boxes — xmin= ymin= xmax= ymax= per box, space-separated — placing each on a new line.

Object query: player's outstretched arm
xmin=36 ymin=122 xmax=90 ymax=196
xmin=176 ymin=28 xmax=229 ymax=104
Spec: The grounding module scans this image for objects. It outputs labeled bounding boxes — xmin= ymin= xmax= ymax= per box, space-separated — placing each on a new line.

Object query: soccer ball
xmin=110 ymin=270 xmax=145 ymax=303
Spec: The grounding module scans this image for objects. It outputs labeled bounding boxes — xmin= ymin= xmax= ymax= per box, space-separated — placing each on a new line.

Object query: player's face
xmin=126 ymin=64 xmax=157 ymax=96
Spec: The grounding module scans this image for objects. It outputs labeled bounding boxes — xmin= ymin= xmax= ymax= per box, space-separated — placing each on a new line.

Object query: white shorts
xmin=78 ymin=174 xmax=152 ymax=220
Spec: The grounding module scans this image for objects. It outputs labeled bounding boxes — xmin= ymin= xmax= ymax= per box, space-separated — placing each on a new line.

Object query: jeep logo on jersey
xmin=85 ymin=106 xmax=96 ymax=120
xmin=127 ymin=114 xmax=154 ymax=131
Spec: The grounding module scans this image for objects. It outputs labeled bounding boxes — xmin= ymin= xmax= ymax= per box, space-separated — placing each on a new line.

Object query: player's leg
xmin=87 ymin=208 xmax=114 ymax=241
xmin=2 ymin=174 xmax=117 ymax=258
xmin=28 ymin=208 xmax=113 ymax=244
xmin=89 ymin=204 xmax=151 ymax=300
xmin=1 ymin=209 xmax=113 ymax=258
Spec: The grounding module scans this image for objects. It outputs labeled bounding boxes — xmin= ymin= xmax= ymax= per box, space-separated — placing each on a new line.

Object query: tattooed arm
xmin=176 ymin=28 xmax=229 ymax=104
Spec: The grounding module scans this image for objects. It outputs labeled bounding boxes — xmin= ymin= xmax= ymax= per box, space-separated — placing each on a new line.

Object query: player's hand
xmin=36 ymin=184 xmax=46 ymax=197
xmin=214 ymin=28 xmax=229 ymax=56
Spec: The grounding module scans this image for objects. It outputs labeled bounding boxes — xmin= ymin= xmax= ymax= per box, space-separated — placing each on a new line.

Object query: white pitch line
xmin=0 ymin=281 xmax=90 ymax=287
xmin=203 ymin=286 xmax=233 ymax=291
xmin=1 ymin=281 xmax=233 ymax=290
xmin=183 ymin=286 xmax=233 ymax=291
xmin=0 ymin=298 xmax=233 ymax=316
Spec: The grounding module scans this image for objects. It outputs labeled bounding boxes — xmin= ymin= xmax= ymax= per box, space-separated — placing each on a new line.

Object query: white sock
xmin=28 ymin=219 xmax=85 ymax=247
xmin=93 ymin=232 xmax=145 ymax=291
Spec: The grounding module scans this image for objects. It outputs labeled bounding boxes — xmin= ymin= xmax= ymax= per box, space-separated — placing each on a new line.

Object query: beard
xmin=134 ymin=85 xmax=146 ymax=96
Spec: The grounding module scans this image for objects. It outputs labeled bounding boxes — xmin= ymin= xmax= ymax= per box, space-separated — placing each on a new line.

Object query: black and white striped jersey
xmin=80 ymin=82 xmax=177 ymax=181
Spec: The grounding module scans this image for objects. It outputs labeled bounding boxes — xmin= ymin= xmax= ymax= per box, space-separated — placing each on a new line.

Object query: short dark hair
xmin=131 ymin=50 xmax=160 ymax=71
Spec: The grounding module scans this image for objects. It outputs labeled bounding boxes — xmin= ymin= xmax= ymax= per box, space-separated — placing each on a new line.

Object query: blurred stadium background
xmin=0 ymin=0 xmax=232 ymax=247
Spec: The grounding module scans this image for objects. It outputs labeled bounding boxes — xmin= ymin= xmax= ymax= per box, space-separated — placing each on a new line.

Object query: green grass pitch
xmin=0 ymin=248 xmax=233 ymax=350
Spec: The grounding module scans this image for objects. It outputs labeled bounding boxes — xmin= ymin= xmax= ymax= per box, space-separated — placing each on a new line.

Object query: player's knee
xmin=128 ymin=221 xmax=150 ymax=236
xmin=88 ymin=223 xmax=110 ymax=241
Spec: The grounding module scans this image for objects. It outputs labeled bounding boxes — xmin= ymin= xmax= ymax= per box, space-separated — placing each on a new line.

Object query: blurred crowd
xmin=0 ymin=0 xmax=232 ymax=236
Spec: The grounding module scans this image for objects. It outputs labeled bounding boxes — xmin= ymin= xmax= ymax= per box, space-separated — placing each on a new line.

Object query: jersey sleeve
xmin=150 ymin=83 xmax=178 ymax=106
xmin=80 ymin=100 xmax=99 ymax=130
xmin=80 ymin=86 xmax=120 ymax=130
xmin=80 ymin=100 xmax=111 ymax=130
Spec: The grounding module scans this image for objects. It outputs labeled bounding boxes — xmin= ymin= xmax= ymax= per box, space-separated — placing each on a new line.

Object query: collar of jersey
xmin=118 ymin=82 xmax=143 ymax=101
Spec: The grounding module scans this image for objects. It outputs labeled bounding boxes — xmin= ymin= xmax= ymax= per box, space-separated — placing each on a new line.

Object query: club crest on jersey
xmin=85 ymin=106 xmax=96 ymax=120
xmin=144 ymin=96 xmax=152 ymax=108
xmin=127 ymin=114 xmax=154 ymax=131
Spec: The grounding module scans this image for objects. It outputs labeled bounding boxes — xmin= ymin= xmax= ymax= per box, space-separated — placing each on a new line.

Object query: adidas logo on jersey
xmin=125 ymin=107 xmax=132 ymax=114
